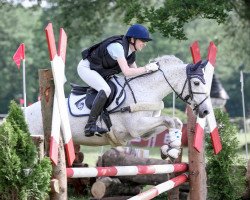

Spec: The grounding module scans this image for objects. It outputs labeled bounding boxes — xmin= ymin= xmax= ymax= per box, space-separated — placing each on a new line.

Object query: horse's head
xmin=183 ymin=60 xmax=210 ymax=118
xmin=146 ymin=55 xmax=211 ymax=118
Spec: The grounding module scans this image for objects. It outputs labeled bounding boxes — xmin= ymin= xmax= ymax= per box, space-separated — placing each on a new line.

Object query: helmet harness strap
xmin=129 ymin=38 xmax=138 ymax=51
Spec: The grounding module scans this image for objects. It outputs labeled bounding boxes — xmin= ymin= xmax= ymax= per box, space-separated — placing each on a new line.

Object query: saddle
xmin=68 ymin=76 xmax=126 ymax=117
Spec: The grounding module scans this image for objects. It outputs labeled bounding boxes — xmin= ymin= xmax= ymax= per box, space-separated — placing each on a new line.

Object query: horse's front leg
xmin=161 ymin=117 xmax=183 ymax=160
xmin=128 ymin=115 xmax=176 ymax=138
xmin=128 ymin=115 xmax=183 ymax=160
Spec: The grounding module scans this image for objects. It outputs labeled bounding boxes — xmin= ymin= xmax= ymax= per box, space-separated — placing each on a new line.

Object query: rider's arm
xmin=107 ymin=43 xmax=147 ymax=77
xmin=129 ymin=62 xmax=138 ymax=68
xmin=117 ymin=57 xmax=147 ymax=77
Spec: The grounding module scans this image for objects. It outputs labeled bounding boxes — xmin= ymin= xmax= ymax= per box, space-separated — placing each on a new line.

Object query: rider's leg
xmin=77 ymin=59 xmax=111 ymax=137
xmin=84 ymin=90 xmax=108 ymax=137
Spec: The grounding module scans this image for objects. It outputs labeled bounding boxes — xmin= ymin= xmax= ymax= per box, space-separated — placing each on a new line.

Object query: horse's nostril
xmin=204 ymin=110 xmax=209 ymax=116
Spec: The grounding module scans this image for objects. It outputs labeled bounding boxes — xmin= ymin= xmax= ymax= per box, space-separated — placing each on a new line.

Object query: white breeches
xmin=77 ymin=59 xmax=111 ymax=97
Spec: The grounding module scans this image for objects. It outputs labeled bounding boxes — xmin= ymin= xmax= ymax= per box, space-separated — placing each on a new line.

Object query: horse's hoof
xmin=168 ymin=148 xmax=180 ymax=159
xmin=160 ymin=145 xmax=169 ymax=160
xmin=161 ymin=151 xmax=168 ymax=160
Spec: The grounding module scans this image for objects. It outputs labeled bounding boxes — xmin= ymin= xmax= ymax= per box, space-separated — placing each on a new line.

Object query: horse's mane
xmin=149 ymin=55 xmax=184 ymax=66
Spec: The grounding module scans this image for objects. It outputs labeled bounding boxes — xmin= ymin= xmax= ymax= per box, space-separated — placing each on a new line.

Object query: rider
xmin=78 ymin=24 xmax=159 ymax=137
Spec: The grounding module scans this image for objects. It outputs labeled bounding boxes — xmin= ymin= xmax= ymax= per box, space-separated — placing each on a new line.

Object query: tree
xmin=116 ymin=0 xmax=232 ymax=39
xmin=0 ymin=101 xmax=52 ymax=199
xmin=44 ymin=0 xmax=117 ymax=43
xmin=206 ymin=109 xmax=246 ymax=199
xmin=38 ymin=0 xmax=249 ymax=41
xmin=0 ymin=2 xmax=44 ymax=113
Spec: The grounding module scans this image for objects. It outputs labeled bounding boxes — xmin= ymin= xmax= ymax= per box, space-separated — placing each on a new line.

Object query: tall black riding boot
xmin=85 ymin=90 xmax=108 ymax=137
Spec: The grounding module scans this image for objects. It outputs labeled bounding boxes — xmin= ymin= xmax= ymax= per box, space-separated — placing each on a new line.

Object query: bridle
xmin=157 ymin=63 xmax=208 ymax=112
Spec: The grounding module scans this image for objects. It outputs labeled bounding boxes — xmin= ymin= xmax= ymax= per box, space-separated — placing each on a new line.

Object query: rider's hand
xmin=145 ymin=62 xmax=159 ymax=72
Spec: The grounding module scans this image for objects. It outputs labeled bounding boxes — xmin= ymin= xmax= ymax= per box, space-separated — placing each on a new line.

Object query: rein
xmin=116 ymin=61 xmax=208 ymax=113
xmin=157 ymin=63 xmax=208 ymax=111
xmin=116 ymin=72 xmax=152 ymax=104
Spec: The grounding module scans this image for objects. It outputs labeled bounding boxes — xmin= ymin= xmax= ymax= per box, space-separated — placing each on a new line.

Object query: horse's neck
xmin=128 ymin=73 xmax=169 ymax=101
xmin=118 ymin=64 xmax=187 ymax=102
xmin=160 ymin=63 xmax=188 ymax=96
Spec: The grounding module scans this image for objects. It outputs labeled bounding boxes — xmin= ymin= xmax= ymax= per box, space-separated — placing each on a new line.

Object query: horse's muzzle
xmin=198 ymin=109 xmax=209 ymax=118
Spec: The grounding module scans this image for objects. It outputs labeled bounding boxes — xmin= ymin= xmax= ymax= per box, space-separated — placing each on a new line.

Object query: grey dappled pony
xmin=25 ymin=55 xmax=210 ymax=146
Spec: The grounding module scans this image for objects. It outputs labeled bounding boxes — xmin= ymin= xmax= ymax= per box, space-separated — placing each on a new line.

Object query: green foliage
xmin=206 ymin=109 xmax=246 ymax=200
xmin=0 ymin=101 xmax=52 ymax=200
xmin=152 ymin=192 xmax=168 ymax=199
xmin=6 ymin=101 xmax=37 ymax=169
xmin=116 ymin=0 xmax=233 ymax=40
xmin=0 ymin=3 xmax=44 ymax=113
xmin=45 ymin=0 xmax=116 ymax=43
xmin=6 ymin=100 xmax=29 ymax=133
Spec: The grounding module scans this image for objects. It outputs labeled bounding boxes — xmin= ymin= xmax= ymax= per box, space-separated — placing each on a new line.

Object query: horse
xmin=25 ymin=55 xmax=210 ymax=147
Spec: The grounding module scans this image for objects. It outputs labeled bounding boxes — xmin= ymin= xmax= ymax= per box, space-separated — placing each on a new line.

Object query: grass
xmin=68 ymin=132 xmax=250 ymax=199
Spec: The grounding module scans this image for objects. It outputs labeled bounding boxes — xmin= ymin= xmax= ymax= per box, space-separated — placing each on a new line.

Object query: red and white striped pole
xmin=128 ymin=173 xmax=188 ymax=200
xmin=67 ymin=163 xmax=188 ymax=178
xmin=45 ymin=23 xmax=75 ymax=166
xmin=206 ymin=42 xmax=222 ymax=154
xmin=50 ymin=96 xmax=60 ymax=165
xmin=190 ymin=41 xmax=222 ymax=154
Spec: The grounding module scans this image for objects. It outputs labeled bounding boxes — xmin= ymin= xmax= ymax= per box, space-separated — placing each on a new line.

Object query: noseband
xmin=158 ymin=63 xmax=208 ymax=111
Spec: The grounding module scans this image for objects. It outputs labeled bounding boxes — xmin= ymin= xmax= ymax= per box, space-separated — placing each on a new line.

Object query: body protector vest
xmin=81 ymin=35 xmax=136 ymax=79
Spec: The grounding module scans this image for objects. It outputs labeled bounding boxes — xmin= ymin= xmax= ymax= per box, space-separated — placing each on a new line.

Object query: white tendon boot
xmin=161 ymin=128 xmax=182 ymax=159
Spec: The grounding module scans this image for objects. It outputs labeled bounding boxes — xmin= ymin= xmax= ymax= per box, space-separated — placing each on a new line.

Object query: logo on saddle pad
xmin=68 ymin=77 xmax=126 ymax=117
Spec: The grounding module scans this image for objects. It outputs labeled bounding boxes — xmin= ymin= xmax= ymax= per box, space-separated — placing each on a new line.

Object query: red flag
xmin=19 ymin=98 xmax=24 ymax=105
xmin=13 ymin=43 xmax=25 ymax=69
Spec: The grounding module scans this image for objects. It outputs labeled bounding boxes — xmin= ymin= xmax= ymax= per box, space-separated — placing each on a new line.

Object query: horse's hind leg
xmin=128 ymin=116 xmax=176 ymax=138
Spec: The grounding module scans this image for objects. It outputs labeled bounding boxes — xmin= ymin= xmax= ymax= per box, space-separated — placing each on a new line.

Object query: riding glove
xmin=145 ymin=62 xmax=159 ymax=72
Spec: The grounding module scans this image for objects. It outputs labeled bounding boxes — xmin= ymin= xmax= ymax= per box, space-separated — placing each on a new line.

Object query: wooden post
xmin=39 ymin=69 xmax=54 ymax=155
xmin=39 ymin=69 xmax=67 ymax=200
xmin=50 ymin=137 xmax=67 ymax=199
xmin=187 ymin=106 xmax=207 ymax=199
xmin=31 ymin=135 xmax=44 ymax=160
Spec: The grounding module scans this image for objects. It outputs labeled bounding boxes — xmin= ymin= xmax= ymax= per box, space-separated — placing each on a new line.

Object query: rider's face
xmin=135 ymin=39 xmax=147 ymax=51
xmin=131 ymin=38 xmax=147 ymax=51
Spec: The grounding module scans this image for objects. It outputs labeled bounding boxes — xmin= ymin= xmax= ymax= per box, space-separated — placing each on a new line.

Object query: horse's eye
xmin=194 ymin=81 xmax=199 ymax=86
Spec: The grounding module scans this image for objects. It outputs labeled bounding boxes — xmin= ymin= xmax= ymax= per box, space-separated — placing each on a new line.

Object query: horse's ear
xmin=201 ymin=60 xmax=208 ymax=68
xmin=190 ymin=60 xmax=202 ymax=71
